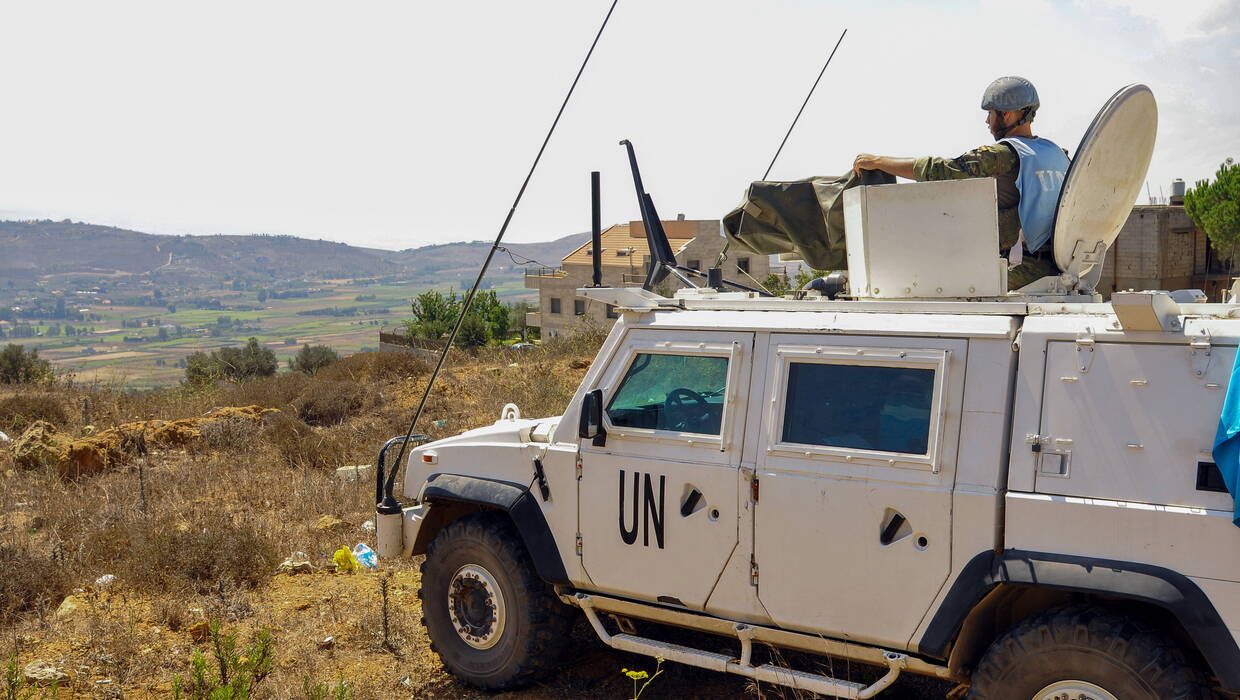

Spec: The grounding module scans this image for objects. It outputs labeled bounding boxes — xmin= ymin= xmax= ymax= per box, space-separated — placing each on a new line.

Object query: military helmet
xmin=981 ymin=76 xmax=1039 ymax=113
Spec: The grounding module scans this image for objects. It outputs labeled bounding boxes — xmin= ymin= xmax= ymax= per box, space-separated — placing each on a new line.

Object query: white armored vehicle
xmin=375 ymin=85 xmax=1240 ymax=698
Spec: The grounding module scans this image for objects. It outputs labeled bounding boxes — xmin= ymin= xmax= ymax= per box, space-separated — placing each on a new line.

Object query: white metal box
xmin=843 ymin=179 xmax=1004 ymax=298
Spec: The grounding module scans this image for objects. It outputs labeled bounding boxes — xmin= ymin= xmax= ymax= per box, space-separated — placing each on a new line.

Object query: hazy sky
xmin=1 ymin=0 xmax=1236 ymax=251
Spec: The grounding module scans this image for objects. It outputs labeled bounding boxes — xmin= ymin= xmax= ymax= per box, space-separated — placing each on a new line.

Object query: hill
xmin=0 ymin=219 xmax=588 ymax=289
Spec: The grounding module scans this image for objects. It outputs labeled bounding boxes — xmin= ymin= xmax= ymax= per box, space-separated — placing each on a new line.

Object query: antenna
xmin=618 ymin=139 xmax=767 ymax=295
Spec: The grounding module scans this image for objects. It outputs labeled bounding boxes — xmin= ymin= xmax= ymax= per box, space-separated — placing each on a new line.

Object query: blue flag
xmin=1212 ymin=348 xmax=1240 ymax=527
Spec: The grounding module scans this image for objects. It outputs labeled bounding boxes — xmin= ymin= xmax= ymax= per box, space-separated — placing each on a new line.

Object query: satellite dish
xmin=1051 ymin=84 xmax=1158 ymax=280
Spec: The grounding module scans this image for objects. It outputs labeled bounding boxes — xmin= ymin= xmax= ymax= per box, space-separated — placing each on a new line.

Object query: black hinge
xmin=750 ymin=475 xmax=760 ymax=503
xmin=532 ymin=458 xmax=551 ymax=501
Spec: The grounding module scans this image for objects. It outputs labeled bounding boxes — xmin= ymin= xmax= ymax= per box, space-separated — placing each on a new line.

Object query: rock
xmin=186 ymin=621 xmax=210 ymax=643
xmin=315 ymin=515 xmax=347 ymax=531
xmin=55 ymin=594 xmax=87 ymax=619
xmin=277 ymin=552 xmax=316 ymax=574
xmin=0 ymin=430 xmax=9 ymax=442
xmin=570 ymin=359 xmax=590 ymax=369
xmin=334 ymin=464 xmax=373 ymax=483
xmin=22 ymin=660 xmax=67 ymax=685
xmin=316 ymin=636 xmax=334 ymax=650
xmin=94 ymin=574 xmax=116 ymax=588
xmin=361 ymin=519 xmax=376 ymax=533
xmin=12 ymin=421 xmax=64 ymax=471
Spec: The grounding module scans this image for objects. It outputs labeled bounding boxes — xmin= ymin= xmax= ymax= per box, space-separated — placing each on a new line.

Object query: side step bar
xmin=576 ymin=593 xmax=907 ymax=699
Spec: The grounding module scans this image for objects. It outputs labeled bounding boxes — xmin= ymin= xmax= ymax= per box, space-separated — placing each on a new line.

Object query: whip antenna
xmin=380 ymin=0 xmax=621 ymax=507
xmin=716 ymin=28 xmax=846 ymax=276
xmin=763 ymin=28 xmax=846 ymax=180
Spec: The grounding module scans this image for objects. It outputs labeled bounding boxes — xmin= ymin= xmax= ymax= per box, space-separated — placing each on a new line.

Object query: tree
xmin=471 ymin=290 xmax=510 ymax=342
xmin=157 ymin=327 xmax=169 ymax=341
xmin=762 ymin=272 xmax=791 ymax=297
xmin=1185 ymin=158 xmax=1240 ymax=262
xmin=290 ymin=344 xmax=339 ymax=375
xmin=0 ymin=344 xmax=52 ymax=384
xmin=456 ymin=313 xmax=490 ymax=347
xmin=257 ymin=289 xmax=269 ymax=303
xmin=185 ymin=337 xmax=278 ymax=386
xmin=407 ymin=290 xmax=459 ymax=341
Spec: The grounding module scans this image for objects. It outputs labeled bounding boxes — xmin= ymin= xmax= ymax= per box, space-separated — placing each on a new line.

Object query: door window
xmin=607 ymin=353 xmax=729 ymax=434
xmin=782 ymin=362 xmax=934 ymax=455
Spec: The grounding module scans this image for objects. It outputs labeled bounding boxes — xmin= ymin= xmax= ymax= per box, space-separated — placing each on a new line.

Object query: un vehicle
xmin=374 ymin=85 xmax=1240 ymax=698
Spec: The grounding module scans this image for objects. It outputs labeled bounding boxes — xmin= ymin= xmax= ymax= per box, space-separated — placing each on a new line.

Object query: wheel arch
xmin=919 ymin=550 xmax=1240 ymax=693
xmin=411 ymin=473 xmax=569 ymax=585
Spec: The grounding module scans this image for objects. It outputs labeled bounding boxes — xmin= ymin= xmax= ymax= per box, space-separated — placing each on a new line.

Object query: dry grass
xmin=0 ymin=337 xmax=951 ymax=698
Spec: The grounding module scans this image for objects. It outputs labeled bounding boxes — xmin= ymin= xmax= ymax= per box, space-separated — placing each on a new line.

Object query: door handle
xmin=879 ymin=512 xmax=906 ymax=546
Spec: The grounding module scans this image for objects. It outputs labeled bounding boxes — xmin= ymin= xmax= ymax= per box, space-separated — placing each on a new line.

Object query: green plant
xmin=289 ymin=344 xmax=339 ymax=375
xmin=302 ymin=677 xmax=353 ymax=700
xmin=762 ymin=272 xmax=791 ymax=297
xmin=3 ymin=654 xmax=57 ymax=699
xmin=0 ymin=344 xmax=52 ymax=385
xmin=172 ymin=622 xmax=274 ymax=699
xmin=406 ymin=289 xmax=459 ymax=341
xmin=1185 ymin=158 xmax=1240 ymax=262
xmin=185 ymin=338 xmax=278 ymax=386
xmin=455 ymin=312 xmax=490 ymax=348
xmin=622 ymin=657 xmax=664 ymax=700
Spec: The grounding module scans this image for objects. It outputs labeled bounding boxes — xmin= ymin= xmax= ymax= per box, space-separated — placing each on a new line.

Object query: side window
xmin=737 ymin=257 xmax=750 ymax=274
xmin=607 ymin=353 xmax=729 ymax=434
xmin=606 ymin=304 xmax=619 ymax=319
xmin=782 ymin=362 xmax=934 ymax=454
xmin=550 ymin=298 xmax=561 ymax=314
xmin=574 ymin=299 xmax=586 ymax=315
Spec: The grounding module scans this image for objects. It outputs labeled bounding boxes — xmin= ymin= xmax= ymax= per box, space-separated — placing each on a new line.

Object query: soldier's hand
xmin=853 ymin=154 xmax=882 ymax=175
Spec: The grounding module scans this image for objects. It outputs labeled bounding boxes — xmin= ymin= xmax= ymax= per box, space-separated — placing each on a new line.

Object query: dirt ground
xmin=8 ymin=561 xmax=957 ymax=698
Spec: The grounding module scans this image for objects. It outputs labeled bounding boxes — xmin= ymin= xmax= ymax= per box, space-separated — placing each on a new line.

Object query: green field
xmin=18 ymin=277 xmax=532 ymax=390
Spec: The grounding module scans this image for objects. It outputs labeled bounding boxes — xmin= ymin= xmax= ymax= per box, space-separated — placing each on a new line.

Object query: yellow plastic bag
xmin=333 ymin=545 xmax=360 ymax=573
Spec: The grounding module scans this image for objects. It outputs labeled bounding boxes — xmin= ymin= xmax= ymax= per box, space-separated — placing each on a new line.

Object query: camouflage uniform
xmin=912 ymin=144 xmax=1057 ymax=289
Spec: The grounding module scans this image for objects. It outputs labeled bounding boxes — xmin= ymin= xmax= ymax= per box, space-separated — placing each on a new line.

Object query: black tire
xmin=968 ymin=604 xmax=1213 ymax=700
xmin=419 ymin=511 xmax=573 ymax=690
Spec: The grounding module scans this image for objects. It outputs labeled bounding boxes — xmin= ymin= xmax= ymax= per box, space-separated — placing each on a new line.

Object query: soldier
xmin=852 ymin=76 xmax=1070 ymax=289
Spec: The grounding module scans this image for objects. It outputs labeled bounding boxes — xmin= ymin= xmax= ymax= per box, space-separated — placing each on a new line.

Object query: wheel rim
xmin=447 ymin=563 xmax=506 ymax=650
xmin=1034 ymin=681 xmax=1119 ymax=700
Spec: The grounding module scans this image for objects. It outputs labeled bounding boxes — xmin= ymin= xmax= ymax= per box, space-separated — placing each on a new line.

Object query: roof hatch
xmin=1052 ymin=84 xmax=1158 ymax=280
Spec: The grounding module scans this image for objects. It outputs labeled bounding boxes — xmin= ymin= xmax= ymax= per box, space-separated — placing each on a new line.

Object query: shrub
xmin=263 ymin=413 xmax=348 ymax=469
xmin=0 ymin=542 xmax=72 ymax=623
xmin=173 ymin=622 xmax=273 ymax=699
xmin=200 ymin=415 xmax=261 ymax=451
xmin=185 ymin=338 xmax=278 ymax=386
xmin=315 ymin=350 xmax=427 ymax=383
xmin=294 ymin=381 xmax=366 ymax=427
xmin=0 ymin=344 xmax=52 ymax=384
xmin=216 ymin=373 xmax=310 ymax=410
xmin=0 ymin=394 xmax=68 ymax=433
xmin=290 ymin=344 xmax=339 ymax=375
xmin=128 ymin=516 xmax=279 ymax=593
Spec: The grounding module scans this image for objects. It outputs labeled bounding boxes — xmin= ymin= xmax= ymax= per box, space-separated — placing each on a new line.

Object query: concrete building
xmin=1097 ymin=204 xmax=1233 ymax=300
xmin=525 ymin=218 xmax=770 ymax=337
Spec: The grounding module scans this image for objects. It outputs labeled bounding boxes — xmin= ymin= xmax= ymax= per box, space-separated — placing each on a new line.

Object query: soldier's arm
xmin=913 ymin=143 xmax=1019 ymax=182
xmin=852 ymin=154 xmax=916 ymax=179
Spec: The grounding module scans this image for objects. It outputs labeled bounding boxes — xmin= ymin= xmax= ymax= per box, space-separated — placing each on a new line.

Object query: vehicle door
xmin=578 ymin=328 xmax=753 ymax=610
xmin=753 ymin=333 xmax=965 ymax=649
